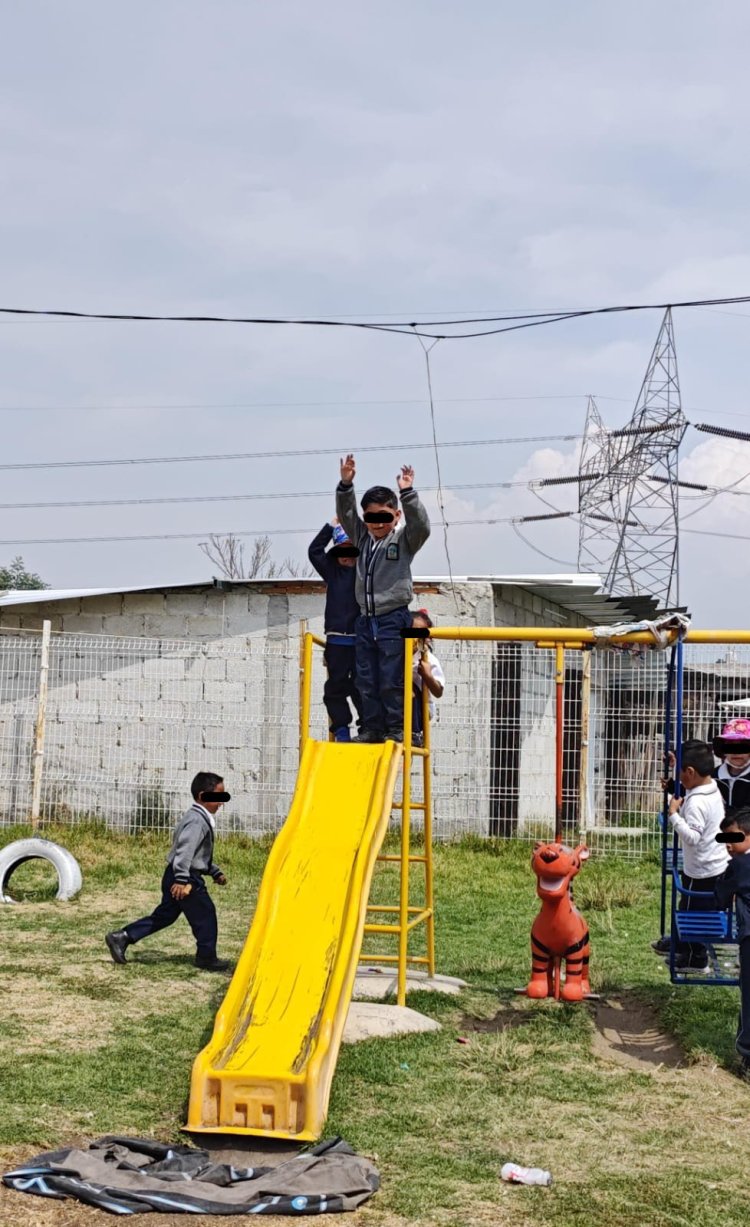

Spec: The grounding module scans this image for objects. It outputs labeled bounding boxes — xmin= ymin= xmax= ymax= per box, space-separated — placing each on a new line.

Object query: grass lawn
xmin=0 ymin=825 xmax=748 ymax=1227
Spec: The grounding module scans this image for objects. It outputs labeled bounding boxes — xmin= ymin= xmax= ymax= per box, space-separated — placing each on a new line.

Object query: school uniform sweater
xmin=307 ymin=524 xmax=360 ymax=640
xmin=715 ymin=850 xmax=750 ymax=941
xmin=716 ymin=761 xmax=750 ymax=817
xmin=668 ymin=780 xmax=729 ymax=879
xmin=335 ymin=483 xmax=430 ymax=616
xmin=167 ymin=803 xmax=223 ymax=884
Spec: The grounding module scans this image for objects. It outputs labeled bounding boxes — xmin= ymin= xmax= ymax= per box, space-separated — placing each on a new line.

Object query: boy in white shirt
xmin=410 ymin=610 xmax=445 ymax=747
xmin=668 ymin=741 xmax=729 ymax=971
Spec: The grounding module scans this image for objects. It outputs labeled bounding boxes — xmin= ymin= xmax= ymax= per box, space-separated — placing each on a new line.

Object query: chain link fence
xmin=1 ymin=626 xmax=747 ymax=856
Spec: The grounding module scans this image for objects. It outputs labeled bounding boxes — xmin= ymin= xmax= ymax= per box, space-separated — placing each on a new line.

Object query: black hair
xmin=412 ymin=610 xmax=433 ymax=628
xmin=720 ymin=807 xmax=750 ymax=835
xmin=191 ymin=770 xmax=224 ymax=799
xmin=680 ymin=742 xmax=715 ymax=779
xmin=361 ymin=485 xmax=398 ymax=510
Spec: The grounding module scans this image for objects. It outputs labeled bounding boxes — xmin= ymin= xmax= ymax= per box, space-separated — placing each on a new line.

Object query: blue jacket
xmin=715 ymin=852 xmax=750 ymax=941
xmin=308 ymin=524 xmax=360 ymax=639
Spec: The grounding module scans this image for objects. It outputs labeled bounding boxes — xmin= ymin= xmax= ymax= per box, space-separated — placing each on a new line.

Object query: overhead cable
xmin=4 ymin=292 xmax=750 ymax=340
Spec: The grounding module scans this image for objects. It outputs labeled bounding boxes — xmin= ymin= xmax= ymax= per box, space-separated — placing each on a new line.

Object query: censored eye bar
xmin=201 ymin=791 xmax=231 ymax=803
xmin=363 ymin=511 xmax=396 ymax=524
xmin=329 ymin=545 xmax=359 ymax=557
xmin=715 ymin=830 xmax=746 ymax=843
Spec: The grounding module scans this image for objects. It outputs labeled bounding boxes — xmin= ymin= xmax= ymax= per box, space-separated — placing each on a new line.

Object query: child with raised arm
xmin=308 ymin=518 xmax=362 ymax=741
xmin=715 ymin=808 xmax=750 ymax=1080
xmin=336 ymin=454 xmax=430 ymax=743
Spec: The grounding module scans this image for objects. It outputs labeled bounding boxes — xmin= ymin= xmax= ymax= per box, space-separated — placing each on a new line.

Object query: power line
xmin=1 ymin=514 xmax=745 ymax=550
xmin=4 ymin=292 xmax=750 ymax=340
xmin=0 ymin=478 xmax=536 ymax=513
xmin=0 ymin=516 xmax=519 ymax=547
xmin=0 ymin=432 xmax=583 ymax=473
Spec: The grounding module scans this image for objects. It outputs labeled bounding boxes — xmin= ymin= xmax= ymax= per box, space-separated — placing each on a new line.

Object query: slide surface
xmin=187 ymin=738 xmax=402 ymax=1141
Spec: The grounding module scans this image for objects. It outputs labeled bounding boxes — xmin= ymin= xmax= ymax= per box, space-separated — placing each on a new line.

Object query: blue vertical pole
xmin=669 ymin=636 xmax=685 ymax=979
xmin=660 ymin=644 xmax=676 ymax=940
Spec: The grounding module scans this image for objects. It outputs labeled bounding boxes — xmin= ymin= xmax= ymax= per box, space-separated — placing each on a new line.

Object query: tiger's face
xmin=531 ymin=841 xmax=589 ymax=900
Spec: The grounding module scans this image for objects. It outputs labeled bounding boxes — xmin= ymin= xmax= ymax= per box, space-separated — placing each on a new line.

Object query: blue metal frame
xmin=659 ymin=636 xmax=740 ymax=987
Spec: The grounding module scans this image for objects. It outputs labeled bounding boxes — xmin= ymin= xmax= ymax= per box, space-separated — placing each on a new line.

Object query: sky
xmin=1 ymin=0 xmax=750 ymax=624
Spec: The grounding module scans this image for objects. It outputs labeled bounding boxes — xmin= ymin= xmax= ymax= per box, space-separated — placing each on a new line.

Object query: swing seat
xmin=667 ymin=871 xmax=740 ymax=986
xmin=670 ymin=869 xmax=735 ymax=943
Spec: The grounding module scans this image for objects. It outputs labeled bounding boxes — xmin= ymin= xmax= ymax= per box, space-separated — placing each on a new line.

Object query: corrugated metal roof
xmin=0 ymin=573 xmax=662 ymax=626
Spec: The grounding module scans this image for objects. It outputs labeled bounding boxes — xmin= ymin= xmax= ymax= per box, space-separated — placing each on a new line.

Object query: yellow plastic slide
xmin=187 ymin=739 xmax=402 ymax=1142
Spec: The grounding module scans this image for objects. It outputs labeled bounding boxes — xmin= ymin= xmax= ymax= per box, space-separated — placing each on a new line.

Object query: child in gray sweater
xmin=336 ymin=454 xmax=430 ymax=742
xmin=105 ymin=772 xmax=230 ymax=972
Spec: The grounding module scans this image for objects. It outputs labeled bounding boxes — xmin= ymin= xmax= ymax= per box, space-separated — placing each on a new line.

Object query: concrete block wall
xmin=0 ymin=580 xmax=584 ymax=835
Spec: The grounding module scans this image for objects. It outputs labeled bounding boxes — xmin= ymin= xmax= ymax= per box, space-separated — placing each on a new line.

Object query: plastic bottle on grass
xmin=501 ymin=1162 xmax=552 ymax=1187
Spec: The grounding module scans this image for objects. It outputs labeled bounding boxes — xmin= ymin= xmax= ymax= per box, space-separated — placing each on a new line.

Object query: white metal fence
xmin=1 ymin=626 xmax=747 ymax=856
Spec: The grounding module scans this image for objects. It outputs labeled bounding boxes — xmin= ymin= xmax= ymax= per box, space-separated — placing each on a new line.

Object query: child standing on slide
xmin=336 ymin=454 xmax=430 ymax=743
xmin=308 ymin=518 xmax=362 ymax=741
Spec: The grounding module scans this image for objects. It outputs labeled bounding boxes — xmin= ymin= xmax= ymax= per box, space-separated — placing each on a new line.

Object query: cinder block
xmin=122 ymin=593 xmax=166 ymax=614
xmin=184 ymin=615 xmax=226 ymax=639
xmin=203 ymin=681 xmax=245 ymax=704
xmin=165 ymin=592 xmax=208 ymax=615
xmin=159 ymin=679 xmax=205 ymax=705
xmin=101 ymin=614 xmax=147 ymax=636
xmin=142 ymin=658 xmax=186 ymax=680
xmin=143 ymin=614 xmax=189 ymax=639
xmin=188 ymin=656 xmax=226 ymax=681
xmin=89 ymin=594 xmax=125 ymax=615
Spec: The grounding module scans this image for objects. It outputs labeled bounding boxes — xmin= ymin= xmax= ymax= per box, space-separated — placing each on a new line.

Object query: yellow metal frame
xmin=299 ymin=629 xmax=435 ymax=1007
xmin=299 ymin=623 xmax=750 ymax=1008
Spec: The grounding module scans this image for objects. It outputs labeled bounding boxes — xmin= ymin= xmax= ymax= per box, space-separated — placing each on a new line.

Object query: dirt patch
xmin=590 ymin=996 xmax=684 ymax=1071
xmin=459 ymin=1007 xmax=534 ymax=1035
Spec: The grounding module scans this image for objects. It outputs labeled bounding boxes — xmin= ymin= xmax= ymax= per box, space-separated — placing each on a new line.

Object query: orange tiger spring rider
xmin=525 ymin=841 xmax=591 ymax=1002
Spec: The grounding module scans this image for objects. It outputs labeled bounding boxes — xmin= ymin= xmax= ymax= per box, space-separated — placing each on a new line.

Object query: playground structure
xmin=187 ymin=622 xmax=750 ymax=1142
xmin=660 ymin=636 xmax=740 ymax=987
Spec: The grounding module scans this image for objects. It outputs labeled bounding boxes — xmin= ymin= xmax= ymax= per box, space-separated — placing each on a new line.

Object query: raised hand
xmin=397 ymin=464 xmax=414 ymax=491
xmin=340 ymin=454 xmax=356 ymax=484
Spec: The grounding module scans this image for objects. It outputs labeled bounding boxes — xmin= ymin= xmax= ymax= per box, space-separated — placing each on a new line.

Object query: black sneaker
xmin=673 ymin=954 xmax=709 ymax=972
xmin=651 ymin=936 xmax=672 ymax=954
xmin=105 ymin=930 xmax=131 ymax=965
xmin=354 ymin=731 xmax=385 ymax=744
xmin=385 ymin=730 xmax=404 ymax=743
xmin=738 ymin=1057 xmax=750 ymax=1082
xmin=195 ymin=956 xmax=230 ymax=972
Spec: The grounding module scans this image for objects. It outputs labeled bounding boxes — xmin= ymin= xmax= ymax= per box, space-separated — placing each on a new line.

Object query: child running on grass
xmin=715 ymin=808 xmax=750 ymax=1080
xmin=105 ymin=771 xmax=230 ymax=972
xmin=336 ymin=454 xmax=430 ymax=743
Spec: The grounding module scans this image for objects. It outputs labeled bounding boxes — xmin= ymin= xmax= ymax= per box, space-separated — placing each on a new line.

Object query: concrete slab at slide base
xmin=353 ymin=968 xmax=467 ymax=1000
xmin=343 ymin=1002 xmax=442 ymax=1043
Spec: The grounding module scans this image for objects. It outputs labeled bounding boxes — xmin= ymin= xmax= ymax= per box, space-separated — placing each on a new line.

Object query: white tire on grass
xmin=0 ymin=838 xmax=83 ymax=903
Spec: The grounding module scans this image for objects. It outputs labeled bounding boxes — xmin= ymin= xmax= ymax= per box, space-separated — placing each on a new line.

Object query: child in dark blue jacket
xmin=308 ymin=520 xmax=362 ymax=741
xmin=715 ymin=808 xmax=750 ymax=1079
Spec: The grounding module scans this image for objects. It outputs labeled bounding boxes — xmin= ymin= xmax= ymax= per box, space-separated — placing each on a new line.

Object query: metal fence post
xmin=30 ymin=619 xmax=52 ymax=828
xmin=578 ymin=650 xmax=591 ymax=839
